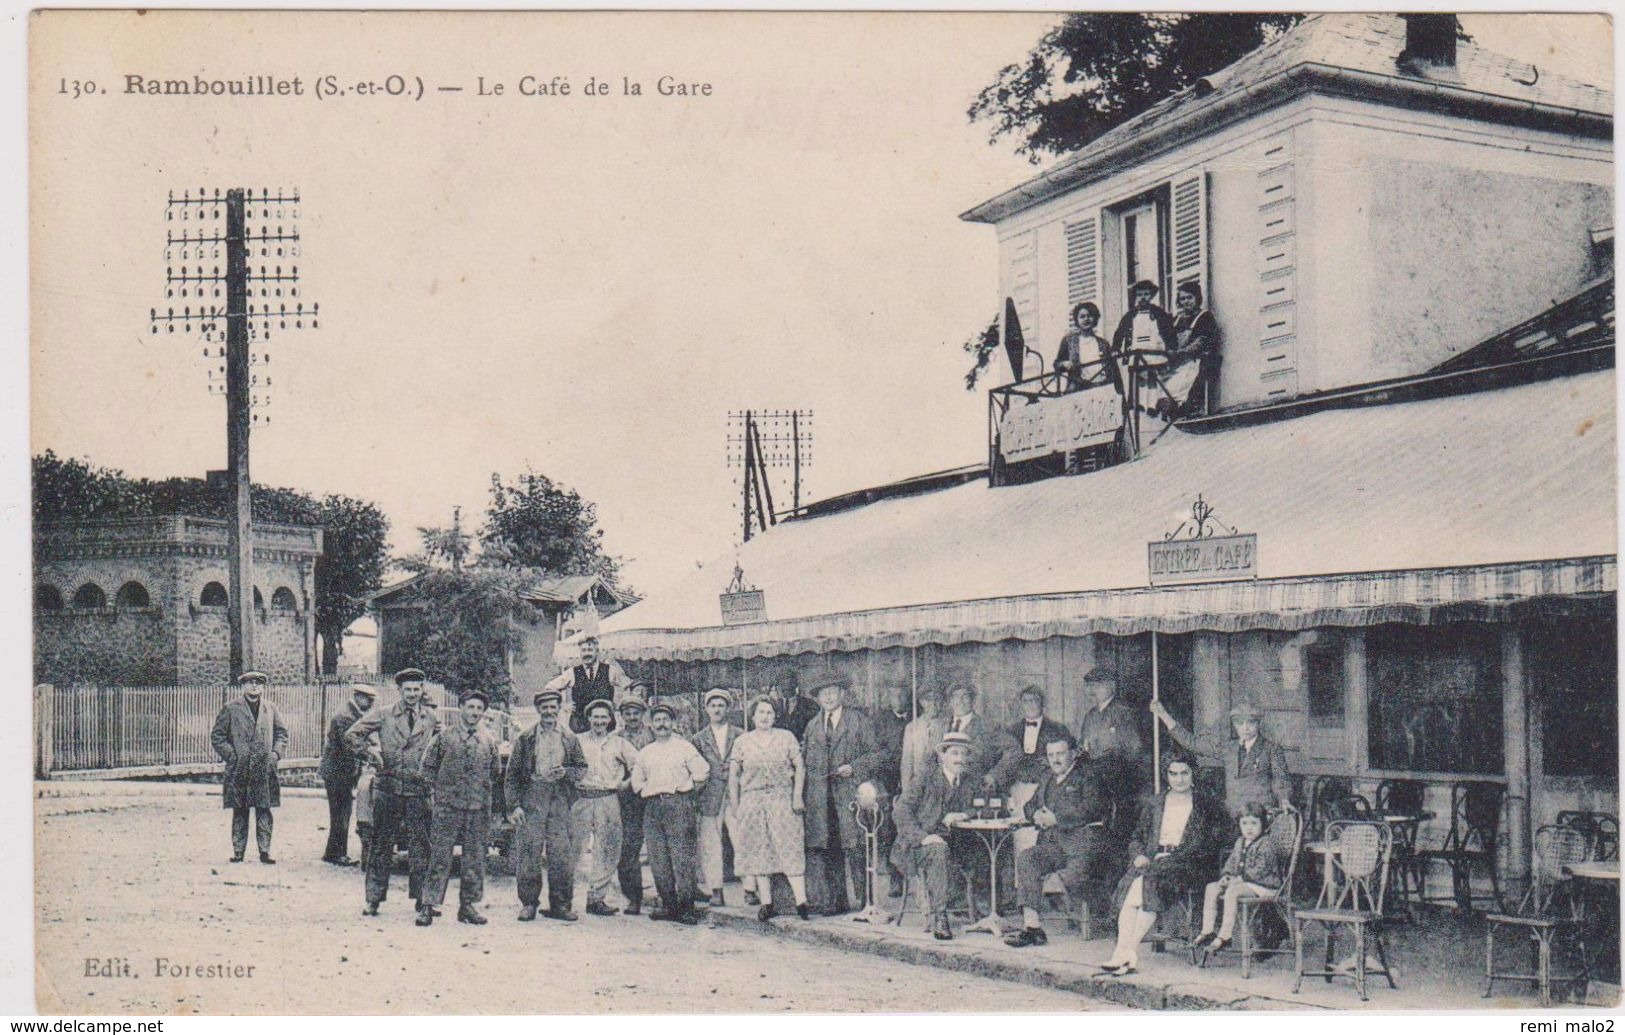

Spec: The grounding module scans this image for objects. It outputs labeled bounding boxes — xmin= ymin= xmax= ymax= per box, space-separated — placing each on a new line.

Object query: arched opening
xmin=116 ymin=581 xmax=151 ymax=608
xmin=271 ymin=586 xmax=298 ymax=610
xmin=34 ymin=585 xmax=63 ymax=611
xmin=72 ymin=583 xmax=107 ymax=609
xmin=199 ymin=582 xmax=229 ymax=607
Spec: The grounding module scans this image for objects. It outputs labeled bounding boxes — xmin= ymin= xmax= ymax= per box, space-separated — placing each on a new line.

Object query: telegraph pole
xmin=152 ymin=187 xmax=316 ymax=680
xmin=727 ymin=409 xmax=813 ymax=542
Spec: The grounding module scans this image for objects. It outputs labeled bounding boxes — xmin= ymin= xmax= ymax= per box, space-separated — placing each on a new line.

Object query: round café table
xmin=948 ymin=816 xmax=1030 ymax=935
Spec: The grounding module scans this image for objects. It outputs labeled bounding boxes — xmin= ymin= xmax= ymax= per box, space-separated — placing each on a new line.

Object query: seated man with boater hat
xmin=892 ymin=729 xmax=983 ymax=941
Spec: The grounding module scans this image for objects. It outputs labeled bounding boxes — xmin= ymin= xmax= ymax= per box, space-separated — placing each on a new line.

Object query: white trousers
xmin=569 ymin=794 xmax=622 ymax=903
xmin=699 ymin=807 xmax=756 ymax=893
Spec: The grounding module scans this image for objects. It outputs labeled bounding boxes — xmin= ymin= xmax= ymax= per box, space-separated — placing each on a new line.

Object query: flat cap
xmin=394 ymin=667 xmax=427 ymax=686
xmin=648 ymin=700 xmax=677 ymax=719
xmin=460 ymin=689 xmax=490 ymax=707
xmin=584 ymin=697 xmax=615 ymax=716
xmin=533 ymin=689 xmax=562 ymax=706
xmin=1130 ymin=278 xmax=1160 ymax=294
xmin=349 ymin=682 xmax=379 ymax=697
xmin=704 ymin=689 xmax=732 ymax=707
xmin=617 ymin=697 xmax=648 ymax=714
xmin=1229 ymin=702 xmax=1265 ymax=721
xmin=237 ymin=671 xmax=269 ymax=685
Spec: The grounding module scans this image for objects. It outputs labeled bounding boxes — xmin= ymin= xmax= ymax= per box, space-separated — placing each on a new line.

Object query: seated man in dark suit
xmin=892 ymin=730 xmax=981 ymax=942
xmin=1099 ymin=752 xmax=1226 ymax=976
xmin=1005 ymin=731 xmax=1113 ymax=947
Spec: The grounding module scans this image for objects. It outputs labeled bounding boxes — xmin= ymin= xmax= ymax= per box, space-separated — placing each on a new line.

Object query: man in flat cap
xmin=346 ymin=667 xmax=441 ymax=915
xmin=506 ymin=688 xmax=587 ymax=921
xmin=319 ymin=681 xmax=377 ymax=866
xmin=544 ymin=635 xmax=632 ymax=734
xmin=893 ymin=730 xmax=982 ymax=941
xmin=615 ymin=691 xmax=655 ymax=913
xmin=419 ymin=690 xmax=502 ymax=927
xmin=1151 ymin=698 xmax=1291 ymax=817
xmin=211 ymin=671 xmax=289 ymax=864
xmin=631 ymin=700 xmax=710 ymax=924
xmin=572 ymin=698 xmax=640 ymax=917
xmin=692 ymin=688 xmax=752 ymax=908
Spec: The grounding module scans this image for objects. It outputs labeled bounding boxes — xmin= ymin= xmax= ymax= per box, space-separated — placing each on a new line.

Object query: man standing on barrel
xmin=346 ymin=667 xmax=441 ymax=917
xmin=211 ymin=671 xmax=289 ymax=864
xmin=545 ymin=635 xmax=632 ymax=734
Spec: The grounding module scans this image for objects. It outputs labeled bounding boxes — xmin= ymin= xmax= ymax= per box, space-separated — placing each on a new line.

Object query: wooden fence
xmin=35 ymin=683 xmax=450 ymax=776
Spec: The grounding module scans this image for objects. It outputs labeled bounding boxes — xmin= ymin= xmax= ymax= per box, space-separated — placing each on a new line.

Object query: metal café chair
xmin=1416 ymin=781 xmax=1506 ymax=912
xmin=1292 ymin=820 xmax=1398 ymax=1001
xmin=1557 ymin=811 xmax=1620 ymax=862
xmin=1198 ymin=807 xmax=1304 ymax=978
xmin=1376 ymin=779 xmax=1431 ymax=911
xmin=1484 ymin=824 xmax=1592 ymax=1006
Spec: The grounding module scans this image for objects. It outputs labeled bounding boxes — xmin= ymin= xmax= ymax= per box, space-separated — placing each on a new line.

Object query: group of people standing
xmin=214 ymin=648 xmax=1296 ymax=970
xmin=1052 ymin=279 xmax=1221 ymax=420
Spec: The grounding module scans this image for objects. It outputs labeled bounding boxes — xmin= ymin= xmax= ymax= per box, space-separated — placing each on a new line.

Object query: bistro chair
xmin=1198 ymin=807 xmax=1304 ymax=978
xmin=1557 ymin=811 xmax=1620 ymax=862
xmin=1292 ymin=820 xmax=1398 ymax=1001
xmin=1484 ymin=824 xmax=1592 ymax=1006
xmin=1376 ymin=779 xmax=1431 ymax=912
xmin=1416 ymin=781 xmax=1506 ymax=912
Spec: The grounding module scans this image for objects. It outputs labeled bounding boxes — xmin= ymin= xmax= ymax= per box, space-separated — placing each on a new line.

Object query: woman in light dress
xmin=729 ymin=696 xmax=812 ymax=921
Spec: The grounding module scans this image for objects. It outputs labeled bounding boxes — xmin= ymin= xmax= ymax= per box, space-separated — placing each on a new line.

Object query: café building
xmin=600 ymin=13 xmax=1616 ymax=899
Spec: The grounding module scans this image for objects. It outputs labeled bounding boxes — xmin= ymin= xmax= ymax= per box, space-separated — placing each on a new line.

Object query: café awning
xmin=602 ymin=370 xmax=1616 ymax=661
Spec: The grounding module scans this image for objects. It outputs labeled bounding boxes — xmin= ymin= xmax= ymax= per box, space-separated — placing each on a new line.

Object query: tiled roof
xmin=965 ymin=13 xmax=1613 ymax=223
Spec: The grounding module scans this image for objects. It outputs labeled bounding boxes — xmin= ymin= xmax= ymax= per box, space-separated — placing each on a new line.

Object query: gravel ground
xmin=36 ymin=790 xmax=1106 ymax=1015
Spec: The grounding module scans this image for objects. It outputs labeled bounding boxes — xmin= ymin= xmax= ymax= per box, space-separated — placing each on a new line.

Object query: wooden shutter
xmin=1065 ymin=217 xmax=1100 ymax=309
xmin=1171 ymin=171 xmax=1208 ymax=300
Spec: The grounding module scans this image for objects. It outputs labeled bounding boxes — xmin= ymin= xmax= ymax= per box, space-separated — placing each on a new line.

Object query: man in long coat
xmin=211 ymin=671 xmax=290 ymax=864
xmin=506 ymin=689 xmax=588 ymax=921
xmin=802 ymin=679 xmax=884 ymax=915
xmin=346 ymin=667 xmax=441 ymax=915
xmin=319 ymin=681 xmax=377 ymax=865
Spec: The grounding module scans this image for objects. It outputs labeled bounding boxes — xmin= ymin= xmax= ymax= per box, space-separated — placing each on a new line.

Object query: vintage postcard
xmin=26 ymin=8 xmax=1618 ymax=1016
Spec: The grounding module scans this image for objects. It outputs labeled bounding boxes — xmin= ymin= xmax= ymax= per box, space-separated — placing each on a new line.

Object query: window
xmin=271 ymin=587 xmax=298 ymax=610
xmin=34 ymin=585 xmax=63 ymax=611
xmin=71 ymin=583 xmax=106 ymax=609
xmin=1531 ymin=617 xmax=1617 ymax=778
xmin=116 ymin=581 xmax=150 ymax=608
xmin=199 ymin=581 xmax=228 ymax=607
xmin=1305 ymin=631 xmax=1346 ymax=727
xmin=1368 ymin=623 xmax=1503 ymax=774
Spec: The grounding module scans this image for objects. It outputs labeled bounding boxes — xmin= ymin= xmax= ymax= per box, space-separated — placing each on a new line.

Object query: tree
xmin=31 ymin=452 xmax=391 ymax=674
xmin=394 ymin=531 xmax=538 ymax=705
xmin=479 ymin=468 xmax=624 ymax=587
xmin=962 ymin=315 xmax=1001 ymax=390
xmin=969 ymin=14 xmax=1303 ymax=163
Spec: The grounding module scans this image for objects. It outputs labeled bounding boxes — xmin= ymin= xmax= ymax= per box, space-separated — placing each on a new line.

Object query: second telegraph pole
xmin=223 ymin=189 xmax=255 ymax=677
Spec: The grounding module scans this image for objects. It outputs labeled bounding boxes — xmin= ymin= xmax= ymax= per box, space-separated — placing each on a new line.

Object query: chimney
xmin=1399 ymin=14 xmax=1459 ymax=71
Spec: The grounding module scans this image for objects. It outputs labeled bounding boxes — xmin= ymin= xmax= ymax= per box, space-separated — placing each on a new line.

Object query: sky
xmin=28 ymin=11 xmax=1614 ymax=606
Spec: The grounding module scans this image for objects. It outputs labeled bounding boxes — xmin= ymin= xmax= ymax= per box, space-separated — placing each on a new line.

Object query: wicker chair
xmin=1484 ymin=825 xmax=1593 ymax=1006
xmin=1556 ymin=811 xmax=1619 ymax=862
xmin=1198 ymin=808 xmax=1304 ymax=978
xmin=1416 ymin=781 xmax=1505 ymax=912
xmin=1292 ymin=820 xmax=1398 ymax=1001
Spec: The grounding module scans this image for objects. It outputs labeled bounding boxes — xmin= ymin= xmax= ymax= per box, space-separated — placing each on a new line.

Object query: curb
xmin=707 ymin=908 xmax=1325 ymax=1011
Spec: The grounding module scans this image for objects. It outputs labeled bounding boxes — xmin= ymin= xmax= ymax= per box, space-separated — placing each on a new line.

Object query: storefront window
xmin=1531 ymin=617 xmax=1617 ymax=779
xmin=1305 ymin=631 xmax=1345 ymax=727
xmin=1367 ymin=623 xmax=1503 ymax=774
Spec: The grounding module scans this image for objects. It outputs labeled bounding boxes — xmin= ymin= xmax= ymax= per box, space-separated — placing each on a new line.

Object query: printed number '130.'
xmin=59 ymin=79 xmax=99 ymax=98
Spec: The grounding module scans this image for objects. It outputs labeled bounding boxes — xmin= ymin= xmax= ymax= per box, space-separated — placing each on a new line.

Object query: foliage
xmin=32 ymin=451 xmax=390 ymax=673
xmin=962 ymin=316 xmax=1002 ymax=390
xmin=479 ymin=468 xmax=623 ymax=586
xmin=968 ymin=14 xmax=1303 ymax=162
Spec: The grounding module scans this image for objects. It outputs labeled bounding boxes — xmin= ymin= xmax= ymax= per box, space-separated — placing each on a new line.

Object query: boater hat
xmin=394 ymin=667 xmax=427 ymax=686
xmin=937 ymin=730 xmax=973 ymax=753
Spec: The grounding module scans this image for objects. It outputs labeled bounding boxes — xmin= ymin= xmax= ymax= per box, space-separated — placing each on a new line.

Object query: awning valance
xmin=603 ymin=556 xmax=1615 ymax=662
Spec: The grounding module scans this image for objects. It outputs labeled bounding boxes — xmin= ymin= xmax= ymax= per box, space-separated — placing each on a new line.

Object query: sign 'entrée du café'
xmin=1147 ymin=533 xmax=1258 ymax=586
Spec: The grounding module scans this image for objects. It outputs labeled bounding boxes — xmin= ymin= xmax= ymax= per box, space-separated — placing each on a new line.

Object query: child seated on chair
xmin=1192 ymin=802 xmax=1284 ymax=951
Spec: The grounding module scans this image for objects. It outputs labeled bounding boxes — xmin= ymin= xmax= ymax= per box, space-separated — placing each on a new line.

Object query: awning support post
xmin=1152 ymin=631 xmax=1162 ymax=795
